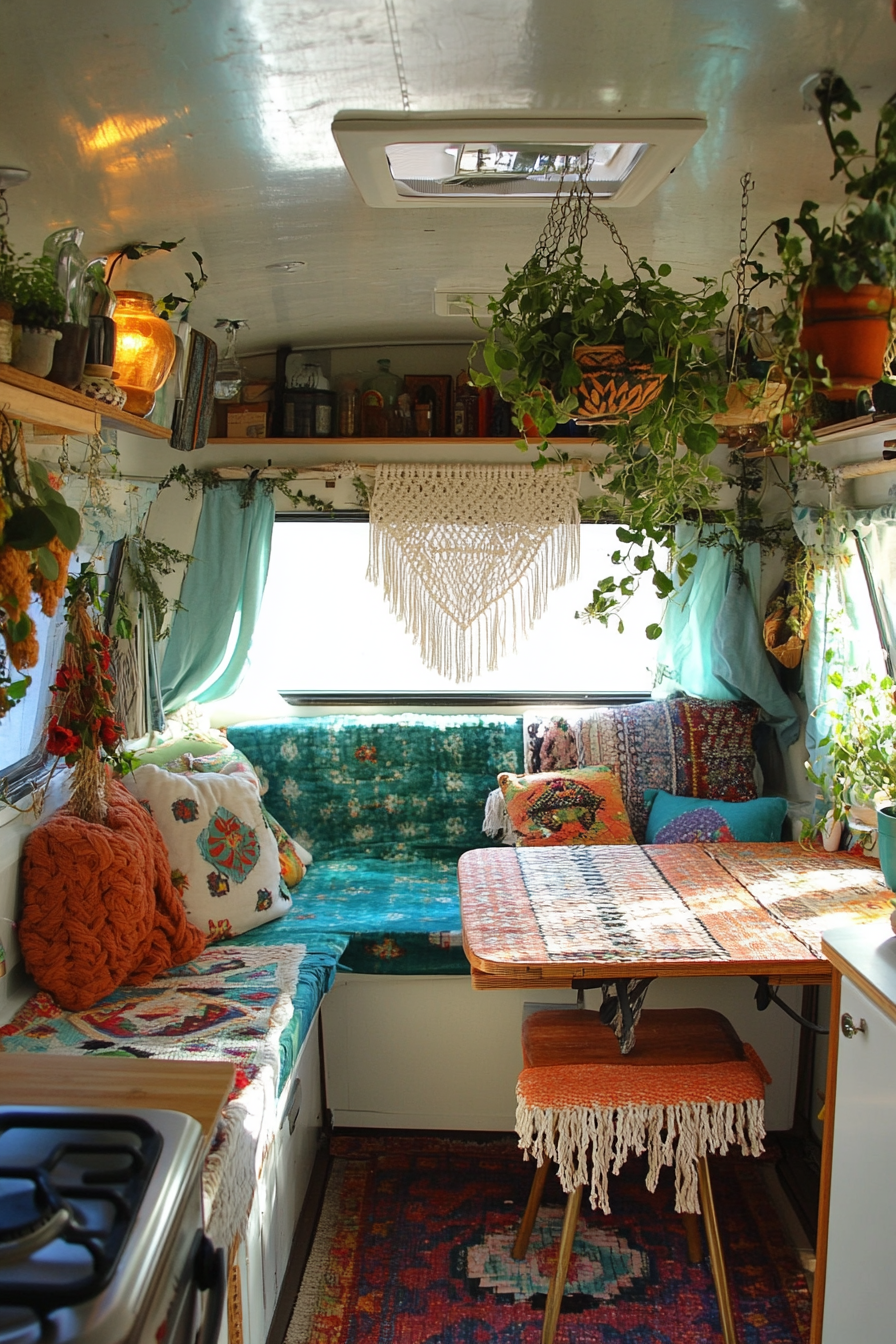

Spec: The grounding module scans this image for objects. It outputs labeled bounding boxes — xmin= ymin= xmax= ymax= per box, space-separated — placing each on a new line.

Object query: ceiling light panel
xmin=332 ymin=111 xmax=705 ymax=208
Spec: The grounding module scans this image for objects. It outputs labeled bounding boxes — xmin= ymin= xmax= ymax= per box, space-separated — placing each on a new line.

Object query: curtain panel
xmin=160 ymin=483 xmax=275 ymax=713
xmin=653 ymin=523 xmax=799 ymax=749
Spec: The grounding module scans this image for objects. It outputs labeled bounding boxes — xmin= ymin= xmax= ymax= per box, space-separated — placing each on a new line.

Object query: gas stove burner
xmin=0 ymin=1177 xmax=70 ymax=1262
xmin=0 ymin=1113 xmax=162 ymax=1312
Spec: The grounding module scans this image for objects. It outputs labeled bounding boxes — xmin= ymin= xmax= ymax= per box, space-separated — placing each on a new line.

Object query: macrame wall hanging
xmin=367 ymin=462 xmax=580 ymax=683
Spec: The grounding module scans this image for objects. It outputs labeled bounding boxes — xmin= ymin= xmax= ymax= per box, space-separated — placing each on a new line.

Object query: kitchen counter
xmin=0 ymin=1055 xmax=235 ymax=1141
xmin=821 ymin=918 xmax=896 ymax=1025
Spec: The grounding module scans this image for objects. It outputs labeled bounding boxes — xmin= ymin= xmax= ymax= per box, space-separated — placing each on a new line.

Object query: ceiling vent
xmin=331 ymin=111 xmax=705 ymax=209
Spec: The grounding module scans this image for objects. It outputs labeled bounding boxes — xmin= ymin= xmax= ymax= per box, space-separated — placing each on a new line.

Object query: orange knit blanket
xmin=20 ymin=779 xmax=206 ymax=1011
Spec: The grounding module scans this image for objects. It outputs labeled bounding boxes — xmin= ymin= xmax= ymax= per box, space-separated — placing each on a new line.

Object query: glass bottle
xmin=336 ymin=375 xmax=360 ymax=436
xmin=361 ymin=358 xmax=403 ymax=436
xmin=453 ymin=369 xmax=480 ymax=436
xmin=214 ymin=323 xmax=245 ymax=402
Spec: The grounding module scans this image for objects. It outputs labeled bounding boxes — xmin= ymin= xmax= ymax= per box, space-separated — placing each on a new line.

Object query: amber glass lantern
xmin=112 ymin=291 xmax=177 ymax=416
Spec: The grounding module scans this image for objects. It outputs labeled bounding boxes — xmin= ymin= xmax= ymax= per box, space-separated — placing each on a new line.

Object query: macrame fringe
xmin=368 ymin=463 xmax=580 ymax=684
xmin=515 ymin=1094 xmax=766 ymax=1215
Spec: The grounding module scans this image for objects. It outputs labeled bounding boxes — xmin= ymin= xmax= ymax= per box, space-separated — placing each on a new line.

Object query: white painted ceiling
xmin=1 ymin=0 xmax=895 ymax=358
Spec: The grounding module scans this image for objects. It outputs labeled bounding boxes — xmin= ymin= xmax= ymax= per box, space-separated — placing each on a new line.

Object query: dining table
xmin=459 ymin=840 xmax=892 ymax=989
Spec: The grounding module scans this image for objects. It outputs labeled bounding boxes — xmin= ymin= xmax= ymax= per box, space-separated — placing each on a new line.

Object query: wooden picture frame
xmin=403 ymin=374 xmax=453 ymax=437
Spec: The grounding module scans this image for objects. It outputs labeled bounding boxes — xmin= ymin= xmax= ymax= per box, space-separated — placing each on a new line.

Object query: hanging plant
xmin=0 ymin=415 xmax=81 ymax=719
xmin=104 ymin=239 xmax=208 ymax=320
xmin=46 ymin=567 xmax=133 ymax=825
xmin=470 ymin=174 xmax=730 ymax=634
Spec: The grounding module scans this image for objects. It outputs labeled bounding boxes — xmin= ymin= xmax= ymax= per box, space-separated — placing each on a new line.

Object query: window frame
xmin=269 ymin=511 xmax=659 ymax=711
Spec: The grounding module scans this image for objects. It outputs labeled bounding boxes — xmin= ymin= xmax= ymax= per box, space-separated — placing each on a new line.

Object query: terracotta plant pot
xmin=800 ymin=284 xmax=894 ymax=394
xmin=571 ymin=345 xmax=665 ymax=422
xmin=13 ymin=326 xmax=62 ymax=378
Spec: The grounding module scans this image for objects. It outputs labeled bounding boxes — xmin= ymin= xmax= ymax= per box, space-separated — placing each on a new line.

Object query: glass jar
xmin=112 ymin=291 xmax=177 ymax=416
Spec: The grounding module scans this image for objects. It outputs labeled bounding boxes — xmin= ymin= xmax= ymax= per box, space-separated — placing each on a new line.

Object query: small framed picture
xmin=404 ymin=374 xmax=453 ymax=437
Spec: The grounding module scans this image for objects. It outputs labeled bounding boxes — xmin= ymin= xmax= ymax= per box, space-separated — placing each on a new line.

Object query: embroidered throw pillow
xmin=498 ymin=766 xmax=637 ymax=847
xmin=123 ymin=764 xmax=291 ymax=943
xmin=643 ymin=789 xmax=788 ymax=845
xmin=133 ymin=738 xmax=310 ymax=889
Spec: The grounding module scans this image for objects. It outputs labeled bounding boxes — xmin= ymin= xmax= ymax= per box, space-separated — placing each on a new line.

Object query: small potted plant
xmin=786 ymin=72 xmax=896 ymax=395
xmin=12 ymin=253 xmax=64 ymax=377
xmin=806 ymin=669 xmax=896 ymax=888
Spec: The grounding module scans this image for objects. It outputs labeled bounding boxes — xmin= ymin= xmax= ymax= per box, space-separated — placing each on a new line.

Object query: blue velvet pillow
xmin=643 ymin=789 xmax=788 ymax=844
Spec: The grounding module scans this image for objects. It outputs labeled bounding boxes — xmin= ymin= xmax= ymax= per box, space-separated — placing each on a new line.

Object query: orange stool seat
xmin=514 ymin=1006 xmax=771 ymax=1344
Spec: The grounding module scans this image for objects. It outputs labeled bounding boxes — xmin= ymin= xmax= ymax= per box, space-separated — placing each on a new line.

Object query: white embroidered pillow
xmin=123 ymin=764 xmax=291 ymax=943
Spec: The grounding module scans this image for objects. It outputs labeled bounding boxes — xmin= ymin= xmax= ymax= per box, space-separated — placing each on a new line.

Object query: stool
xmin=513 ymin=1007 xmax=770 ymax=1344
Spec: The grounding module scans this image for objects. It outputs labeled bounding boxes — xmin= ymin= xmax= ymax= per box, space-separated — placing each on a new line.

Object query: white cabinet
xmin=822 ymin=975 xmax=896 ymax=1344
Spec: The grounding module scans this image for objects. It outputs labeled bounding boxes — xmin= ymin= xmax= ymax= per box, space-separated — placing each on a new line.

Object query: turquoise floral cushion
xmin=644 ymin=789 xmax=788 ymax=844
xmin=229 ymin=715 xmax=523 ymax=862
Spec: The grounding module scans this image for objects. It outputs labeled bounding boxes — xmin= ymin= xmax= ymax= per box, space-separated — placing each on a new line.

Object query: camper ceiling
xmin=0 ymin=0 xmax=894 ymax=353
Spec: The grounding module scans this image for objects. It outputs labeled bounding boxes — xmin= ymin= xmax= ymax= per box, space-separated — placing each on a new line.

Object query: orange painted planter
xmin=571 ymin=344 xmax=665 ymax=422
xmin=800 ymin=283 xmax=894 ymax=393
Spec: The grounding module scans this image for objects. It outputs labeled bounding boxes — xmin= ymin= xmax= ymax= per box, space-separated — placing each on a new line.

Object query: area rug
xmin=287 ymin=1134 xmax=810 ymax=1344
xmin=0 ymin=944 xmax=307 ymax=1252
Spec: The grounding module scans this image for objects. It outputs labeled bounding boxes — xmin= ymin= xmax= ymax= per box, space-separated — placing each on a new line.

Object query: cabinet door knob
xmin=841 ymin=1012 xmax=867 ymax=1039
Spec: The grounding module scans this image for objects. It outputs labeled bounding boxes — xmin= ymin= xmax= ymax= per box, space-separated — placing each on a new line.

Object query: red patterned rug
xmin=286 ymin=1134 xmax=810 ymax=1344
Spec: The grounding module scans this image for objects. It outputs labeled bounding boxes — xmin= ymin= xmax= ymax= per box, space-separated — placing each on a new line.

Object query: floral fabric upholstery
xmin=229 ymin=715 xmax=522 ymax=862
xmin=228 ymin=715 xmax=523 ymax=974
xmin=524 ymin=698 xmax=759 ymax=843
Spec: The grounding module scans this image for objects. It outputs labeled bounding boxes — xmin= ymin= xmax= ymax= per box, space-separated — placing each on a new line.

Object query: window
xmin=240 ymin=517 xmax=664 ymax=704
xmin=0 ymin=599 xmax=69 ymax=793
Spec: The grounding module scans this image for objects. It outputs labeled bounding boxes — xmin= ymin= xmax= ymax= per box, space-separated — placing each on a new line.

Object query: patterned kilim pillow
xmin=498 ymin=766 xmax=637 ymax=847
xmin=123 ymin=765 xmax=291 ymax=943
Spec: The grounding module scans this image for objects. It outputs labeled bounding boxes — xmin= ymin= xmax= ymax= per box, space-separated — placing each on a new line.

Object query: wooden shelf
xmin=0 ymin=364 xmax=171 ymax=440
xmin=812 ymin=412 xmax=896 ymax=445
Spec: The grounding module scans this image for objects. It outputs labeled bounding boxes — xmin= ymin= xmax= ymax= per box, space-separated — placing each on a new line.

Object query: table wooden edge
xmin=0 ymin=1056 xmax=236 ymax=1143
xmin=464 ymin=939 xmax=831 ymax=987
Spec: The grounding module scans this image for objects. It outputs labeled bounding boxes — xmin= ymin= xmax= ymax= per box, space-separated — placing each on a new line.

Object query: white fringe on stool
xmin=515 ymin=1095 xmax=766 ymax=1215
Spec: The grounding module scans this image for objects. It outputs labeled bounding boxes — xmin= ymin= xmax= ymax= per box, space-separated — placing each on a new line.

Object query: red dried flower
xmin=47 ymin=715 xmax=81 ymax=757
xmin=94 ymin=715 xmax=122 ymax=748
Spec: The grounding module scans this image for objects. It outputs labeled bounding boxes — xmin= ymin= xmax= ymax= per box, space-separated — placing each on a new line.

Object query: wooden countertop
xmin=0 ymin=1056 xmax=235 ymax=1142
xmin=822 ymin=920 xmax=896 ymax=1027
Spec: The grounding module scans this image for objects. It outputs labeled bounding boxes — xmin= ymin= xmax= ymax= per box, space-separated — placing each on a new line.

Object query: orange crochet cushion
xmin=498 ymin=765 xmax=636 ymax=846
xmin=516 ymin=1057 xmax=768 ymax=1111
xmin=19 ymin=779 xmax=206 ymax=1012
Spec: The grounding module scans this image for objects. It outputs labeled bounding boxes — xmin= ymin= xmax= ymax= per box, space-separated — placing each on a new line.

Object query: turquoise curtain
xmin=654 ymin=523 xmax=799 ymax=749
xmin=161 ymin=484 xmax=275 ymax=712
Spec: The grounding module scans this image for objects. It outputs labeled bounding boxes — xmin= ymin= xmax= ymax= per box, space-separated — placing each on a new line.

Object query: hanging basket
xmin=571 ymin=345 xmax=665 ymax=423
xmin=762 ymin=616 xmax=806 ymax=669
xmin=763 ymin=552 xmax=812 ymax=670
xmin=713 ymin=377 xmax=787 ymax=428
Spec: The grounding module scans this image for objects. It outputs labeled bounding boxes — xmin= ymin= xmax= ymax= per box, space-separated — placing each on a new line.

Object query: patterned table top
xmin=459 ymin=842 xmax=891 ymax=983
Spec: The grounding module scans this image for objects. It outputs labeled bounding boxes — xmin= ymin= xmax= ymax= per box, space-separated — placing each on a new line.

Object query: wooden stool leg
xmin=697 ymin=1157 xmax=738 ymax=1344
xmin=681 ymin=1212 xmax=703 ymax=1264
xmin=542 ymin=1185 xmax=584 ymax=1344
xmin=513 ymin=1159 xmax=551 ymax=1260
